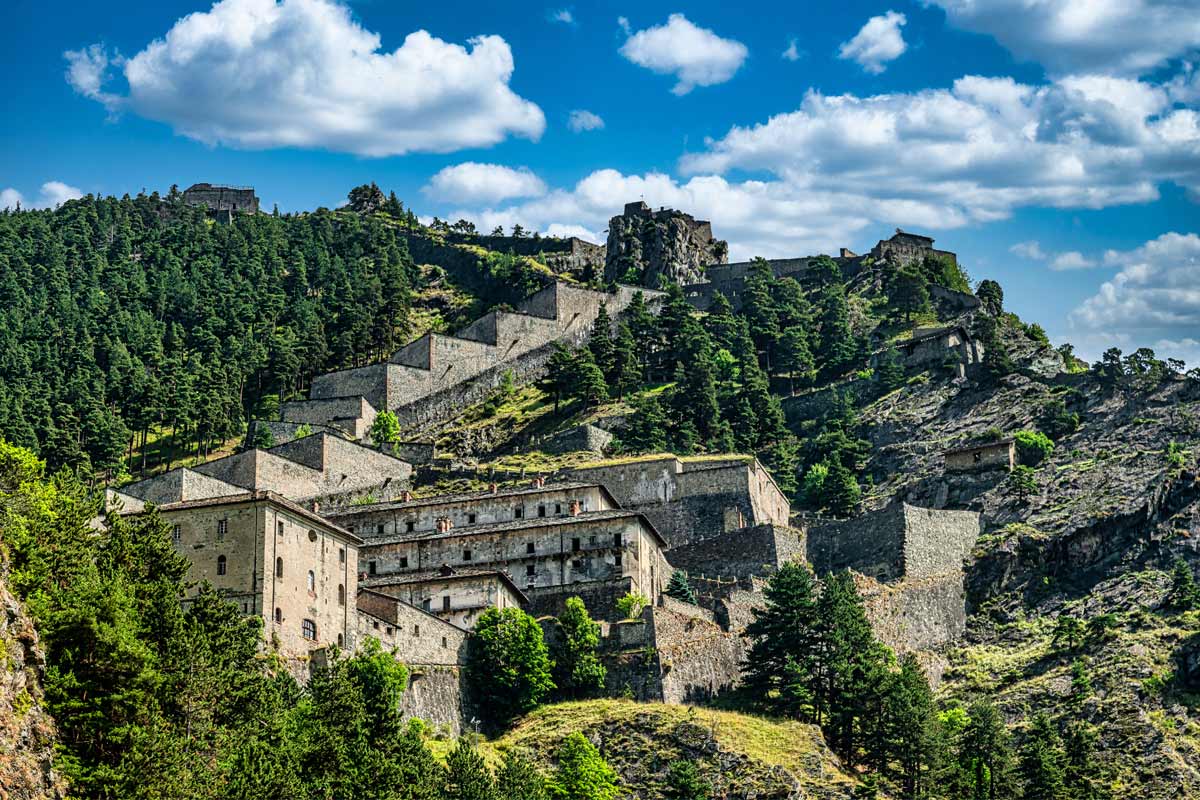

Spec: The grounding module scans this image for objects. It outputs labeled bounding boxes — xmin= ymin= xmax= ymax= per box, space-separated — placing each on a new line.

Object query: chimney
xmin=569 ymin=500 xmax=582 ymax=517
xmin=359 ymin=571 xmax=367 ymax=580
xmin=400 ymin=489 xmax=413 ymax=502
xmin=312 ymin=501 xmax=320 ymax=513
xmin=435 ymin=517 xmax=452 ymax=533
xmin=533 ymin=475 xmax=546 ymax=488
xmin=489 ymin=482 xmax=498 ymax=494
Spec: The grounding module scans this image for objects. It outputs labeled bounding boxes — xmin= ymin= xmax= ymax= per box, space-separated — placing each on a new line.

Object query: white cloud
xmin=782 ymin=39 xmax=802 ymax=62
xmin=838 ymin=11 xmax=907 ymax=74
xmin=567 ymin=109 xmax=605 ymax=132
xmin=550 ymin=9 xmax=574 ymax=25
xmin=423 ymin=163 xmax=547 ymax=204
xmin=1010 ymin=240 xmax=1047 ymax=259
xmin=680 ymin=74 xmax=1200 ymax=225
xmin=927 ymin=0 xmax=1200 ymax=77
xmin=0 ymin=181 xmax=84 ymax=210
xmin=1070 ymin=232 xmax=1200 ymax=345
xmin=619 ymin=13 xmax=748 ymax=95
xmin=64 ymin=0 xmax=544 ymax=157
xmin=617 ymin=16 xmax=631 ymax=36
xmin=1049 ymin=250 xmax=1097 ymax=270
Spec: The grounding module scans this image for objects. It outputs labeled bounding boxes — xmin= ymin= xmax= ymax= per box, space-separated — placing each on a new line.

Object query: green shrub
xmin=1014 ymin=430 xmax=1055 ymax=466
xmin=616 ymin=592 xmax=649 ymax=620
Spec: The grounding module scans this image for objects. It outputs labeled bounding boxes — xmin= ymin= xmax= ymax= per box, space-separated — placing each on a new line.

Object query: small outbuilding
xmin=943 ymin=439 xmax=1015 ymax=472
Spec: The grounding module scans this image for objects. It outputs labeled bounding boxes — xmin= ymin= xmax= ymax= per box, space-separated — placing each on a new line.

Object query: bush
xmin=467 ymin=607 xmax=555 ymax=728
xmin=1014 ymin=430 xmax=1055 ymax=467
xmin=616 ymin=592 xmax=649 ymax=620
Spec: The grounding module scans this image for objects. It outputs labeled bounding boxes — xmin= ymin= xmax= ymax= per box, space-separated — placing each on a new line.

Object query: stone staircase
xmin=273 ymin=281 xmax=662 ymax=442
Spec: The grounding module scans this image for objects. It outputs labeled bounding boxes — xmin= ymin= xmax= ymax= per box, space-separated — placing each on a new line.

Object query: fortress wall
xmin=652 ymin=601 xmax=746 ymax=705
xmin=900 ymin=505 xmax=980 ymax=579
xmin=399 ymin=667 xmax=468 ymax=735
xmin=858 ymin=572 xmax=965 ymax=682
xmin=456 ymin=312 xmax=499 ymax=345
xmin=666 ymin=524 xmax=805 ymax=582
xmin=392 ymin=335 xmax=433 ymax=369
xmin=281 ymin=396 xmax=376 ymax=434
xmin=311 ymin=363 xmax=390 ymax=410
xmin=356 ymin=597 xmax=468 ymax=666
xmin=526 ymin=576 xmax=634 ymax=621
xmin=807 ymin=504 xmax=907 ymax=582
xmin=492 ymin=311 xmax=563 ymax=351
xmin=269 ymin=434 xmax=414 ymax=494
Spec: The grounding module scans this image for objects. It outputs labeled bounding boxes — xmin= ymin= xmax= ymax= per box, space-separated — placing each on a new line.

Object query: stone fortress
xmin=181 ymin=183 xmax=260 ymax=221
xmin=103 ymin=200 xmax=996 ymax=731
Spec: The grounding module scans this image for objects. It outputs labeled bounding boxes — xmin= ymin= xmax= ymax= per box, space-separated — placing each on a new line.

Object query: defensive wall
xmin=563 ymin=456 xmax=790 ymax=547
xmin=181 ymin=183 xmax=259 ymax=214
xmin=441 ymin=231 xmax=605 ymax=276
xmin=665 ymin=523 xmax=805 ymax=582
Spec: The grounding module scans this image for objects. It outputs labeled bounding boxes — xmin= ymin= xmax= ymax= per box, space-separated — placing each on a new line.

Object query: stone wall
xmin=665 ymin=524 xmax=805 ymax=581
xmin=542 ymin=424 xmax=613 ymax=455
xmin=605 ymin=202 xmax=728 ymax=286
xmin=526 ymin=576 xmax=634 ymax=621
xmin=122 ymin=467 xmax=244 ymax=505
xmin=899 ymin=504 xmax=981 ymax=580
xmin=355 ymin=592 xmax=468 ymax=665
xmin=652 ymin=597 xmax=747 ymax=704
xmin=945 ymin=441 xmax=1015 ymax=472
xmin=182 ymin=183 xmax=259 ymax=213
xmin=857 ymin=573 xmax=966 ymax=657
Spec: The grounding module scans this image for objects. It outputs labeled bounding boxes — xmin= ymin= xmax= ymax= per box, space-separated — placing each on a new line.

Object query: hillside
xmin=483 ymin=700 xmax=866 ymax=800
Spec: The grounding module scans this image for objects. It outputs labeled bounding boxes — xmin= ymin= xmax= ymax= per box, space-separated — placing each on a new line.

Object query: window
xmin=377 ymin=524 xmax=384 ymax=535
xmin=589 ymin=535 xmax=596 ymax=545
xmin=171 ymin=524 xmax=181 ymax=545
xmin=973 ymin=451 xmax=983 ymax=463
xmin=217 ymin=519 xmax=227 ymax=541
xmin=373 ymin=620 xmax=380 ymax=629
xmin=369 ymin=561 xmax=377 ymax=576
xmin=308 ymin=529 xmax=317 ymax=542
xmin=301 ymin=619 xmax=317 ymax=641
xmin=572 ymin=537 xmax=581 ymax=551
xmin=442 ymin=636 xmax=448 ymax=648
xmin=275 ymin=557 xmax=284 ymax=578
xmin=614 ymin=553 xmax=623 ymax=567
xmin=338 ymin=584 xmax=346 ymax=606
xmin=399 ymin=556 xmax=408 ymax=569
xmin=526 ymin=564 xmax=536 ymax=577
xmin=274 ymin=607 xmax=282 ymax=623
xmin=406 ymin=520 xmax=415 ymax=532
xmin=613 ymin=532 xmax=623 ymax=547
xmin=538 ymin=504 xmax=546 ymax=518
xmin=216 ymin=555 xmax=227 ymax=575
xmin=277 ymin=520 xmax=284 ymax=537
xmin=423 ymin=598 xmax=431 ymax=612
xmin=339 ymin=547 xmax=345 ymax=564
xmin=555 ymin=503 xmax=562 ymax=515
xmin=414 ymin=625 xmax=420 ymax=636
xmin=468 ymin=512 xmax=477 ymax=524
xmin=462 ymin=549 xmax=472 ymax=561
xmin=572 ymin=559 xmax=584 ymax=572
xmin=526 ymin=542 xmax=535 ymax=554
xmin=442 ymin=596 xmax=451 ymax=612
xmin=337 ymin=634 xmax=344 ymax=648
xmin=386 ymin=627 xmax=393 ymax=635
xmin=514 ymin=506 xmax=523 ymax=519
xmin=307 ymin=570 xmax=316 ymax=594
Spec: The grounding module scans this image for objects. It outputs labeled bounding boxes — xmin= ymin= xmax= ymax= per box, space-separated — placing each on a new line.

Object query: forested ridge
xmin=0 ymin=188 xmax=415 ymax=477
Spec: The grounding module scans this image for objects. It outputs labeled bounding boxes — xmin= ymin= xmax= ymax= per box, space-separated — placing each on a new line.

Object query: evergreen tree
xmin=547 ymin=732 xmax=620 ymax=800
xmin=588 ymin=303 xmax=616 ymax=384
xmin=444 ymin=738 xmax=499 ymax=800
xmin=625 ymin=291 xmax=659 ymax=380
xmin=816 ymin=285 xmax=858 ymax=376
xmin=664 ymin=760 xmax=712 ymax=800
xmin=496 ymin=750 xmax=549 ymax=800
xmin=620 ymin=393 xmax=669 ymax=453
xmin=611 ymin=323 xmax=640 ymax=399
xmin=977 ymin=279 xmax=1004 ymax=315
xmin=1019 ymin=713 xmax=1067 ymax=800
xmin=777 ymin=326 xmax=815 ymax=394
xmin=467 ymin=607 xmax=555 ymax=729
xmin=569 ymin=349 xmax=609 ymax=408
xmin=545 ymin=344 xmax=576 ymax=413
xmin=881 ymin=654 xmax=939 ymax=799
xmin=1062 ymin=722 xmax=1107 ymax=800
xmin=959 ymin=700 xmax=1016 ymax=800
xmin=664 ymin=570 xmax=697 ymax=604
xmin=1007 ymin=465 xmax=1039 ymax=503
xmin=551 ymin=597 xmax=606 ymax=700
xmin=1167 ymin=557 xmax=1200 ymax=610
xmin=875 ymin=347 xmax=905 ymax=393
xmin=822 ymin=460 xmax=862 ymax=518
xmin=888 ymin=266 xmax=931 ymax=322
xmin=1069 ymin=659 xmax=1092 ymax=708
xmin=743 ymin=562 xmax=821 ymax=719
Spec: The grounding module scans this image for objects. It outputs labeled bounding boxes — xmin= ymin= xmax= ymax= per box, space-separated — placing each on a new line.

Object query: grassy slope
xmin=475 ymin=700 xmax=866 ymax=799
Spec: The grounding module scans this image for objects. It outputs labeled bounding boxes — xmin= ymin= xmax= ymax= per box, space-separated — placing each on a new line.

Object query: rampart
xmin=665 ymin=524 xmax=805 ymax=581
xmin=181 ymin=183 xmax=259 ymax=214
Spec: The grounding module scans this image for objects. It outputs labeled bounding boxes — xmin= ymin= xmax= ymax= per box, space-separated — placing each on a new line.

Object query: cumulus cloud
xmin=1010 ymin=240 xmax=1047 ymax=260
xmin=1049 ymin=250 xmax=1097 ymax=270
xmin=64 ymin=0 xmax=544 ymax=156
xmin=680 ymin=74 xmax=1200 ymax=225
xmin=423 ymin=163 xmax=547 ymax=204
xmin=782 ymin=39 xmax=802 ymax=62
xmin=1070 ymin=232 xmax=1200 ymax=347
xmin=619 ymin=13 xmax=748 ymax=95
xmin=838 ymin=11 xmax=907 ymax=74
xmin=0 ymin=181 xmax=84 ymax=210
xmin=927 ymin=0 xmax=1200 ymax=77
xmin=567 ymin=109 xmax=605 ymax=132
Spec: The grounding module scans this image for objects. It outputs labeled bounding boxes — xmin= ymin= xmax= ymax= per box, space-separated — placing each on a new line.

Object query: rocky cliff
xmin=0 ymin=566 xmax=64 ymax=800
xmin=605 ymin=201 xmax=728 ymax=286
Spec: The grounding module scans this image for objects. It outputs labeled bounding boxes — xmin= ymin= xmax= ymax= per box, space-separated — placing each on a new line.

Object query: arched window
xmin=307 ymin=570 xmax=316 ymax=594
xmin=275 ymin=557 xmax=283 ymax=578
xmin=216 ymin=555 xmax=227 ymax=575
xmin=301 ymin=619 xmax=317 ymax=641
xmin=274 ymin=607 xmax=282 ymax=624
xmin=338 ymin=584 xmax=346 ymax=606
xmin=337 ymin=633 xmax=344 ymax=648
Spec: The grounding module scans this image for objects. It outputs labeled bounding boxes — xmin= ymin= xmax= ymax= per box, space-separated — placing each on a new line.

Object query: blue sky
xmin=2 ymin=0 xmax=1199 ymax=364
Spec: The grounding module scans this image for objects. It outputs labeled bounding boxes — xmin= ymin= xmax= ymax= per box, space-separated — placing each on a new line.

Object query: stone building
xmin=870 ymin=229 xmax=958 ymax=269
xmin=124 ymin=491 xmax=361 ymax=660
xmin=120 ymin=433 xmax=413 ymax=507
xmin=283 ymin=280 xmax=662 ymax=438
xmin=897 ymin=326 xmax=985 ymax=370
xmin=563 ymin=456 xmax=791 ymax=547
xmin=362 ymin=567 xmax=528 ymax=630
xmin=605 ymin=201 xmax=728 ymax=286
xmin=944 ymin=439 xmax=1015 ymax=472
xmin=181 ymin=183 xmax=260 ymax=215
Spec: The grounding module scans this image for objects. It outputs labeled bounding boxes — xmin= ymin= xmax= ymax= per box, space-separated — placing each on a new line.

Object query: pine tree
xmin=444 ymin=738 xmax=499 ymax=800
xmin=1167 ymin=557 xmax=1200 ymax=610
xmin=822 ymin=460 xmax=862 ymax=518
xmin=881 ymin=654 xmax=939 ymax=799
xmin=496 ymin=750 xmax=549 ymax=800
xmin=551 ymin=597 xmax=606 ymax=700
xmin=875 ymin=347 xmax=905 ymax=393
xmin=817 ymin=285 xmax=858 ymax=376
xmin=959 ymin=699 xmax=1016 ymax=800
xmin=777 ymin=326 xmax=815 ymax=394
xmin=546 ymin=344 xmax=576 ymax=413
xmin=664 ymin=760 xmax=712 ymax=800
xmin=611 ymin=323 xmax=640 ymax=398
xmin=664 ymin=570 xmax=697 ymax=604
xmin=889 ymin=265 xmax=931 ymax=322
xmin=1020 ymin=713 xmax=1068 ymax=800
xmin=569 ymin=349 xmax=609 ymax=408
xmin=743 ymin=562 xmax=821 ymax=719
xmin=1062 ymin=722 xmax=1106 ymax=800
xmin=1069 ymin=659 xmax=1092 ymax=708
xmin=588 ymin=303 xmax=616 ymax=384
xmin=621 ymin=393 xmax=669 ymax=453
xmin=625 ymin=291 xmax=659 ymax=380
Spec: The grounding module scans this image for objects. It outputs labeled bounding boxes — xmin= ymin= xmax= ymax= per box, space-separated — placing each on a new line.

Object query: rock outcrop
xmin=0 ymin=566 xmax=64 ymax=800
xmin=605 ymin=201 xmax=728 ymax=287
